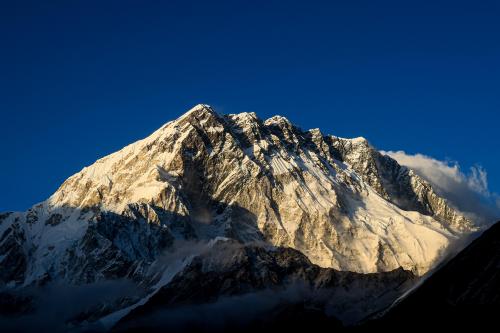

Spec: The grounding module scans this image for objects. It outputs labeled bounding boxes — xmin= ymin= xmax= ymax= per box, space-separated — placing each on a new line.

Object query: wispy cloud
xmin=382 ymin=151 xmax=500 ymax=225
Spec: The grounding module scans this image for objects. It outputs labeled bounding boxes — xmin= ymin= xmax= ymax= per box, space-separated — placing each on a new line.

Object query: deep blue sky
xmin=1 ymin=0 xmax=499 ymax=211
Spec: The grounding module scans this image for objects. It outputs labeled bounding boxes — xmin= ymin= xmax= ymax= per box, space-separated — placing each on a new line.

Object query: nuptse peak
xmin=0 ymin=104 xmax=475 ymax=289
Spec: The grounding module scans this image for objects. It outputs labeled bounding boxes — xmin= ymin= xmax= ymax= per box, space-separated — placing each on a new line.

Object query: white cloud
xmin=382 ymin=150 xmax=500 ymax=225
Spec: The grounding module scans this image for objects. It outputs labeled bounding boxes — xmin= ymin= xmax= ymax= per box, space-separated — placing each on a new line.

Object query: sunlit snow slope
xmin=0 ymin=104 xmax=477 ymax=288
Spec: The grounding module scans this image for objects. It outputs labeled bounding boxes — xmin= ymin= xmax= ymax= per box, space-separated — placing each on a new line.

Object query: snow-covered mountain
xmin=0 ymin=104 xmax=482 ymax=331
xmin=0 ymin=104 xmax=476 ymax=289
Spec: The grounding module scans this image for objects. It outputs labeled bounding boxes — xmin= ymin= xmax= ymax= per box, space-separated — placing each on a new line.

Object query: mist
xmin=383 ymin=150 xmax=500 ymax=224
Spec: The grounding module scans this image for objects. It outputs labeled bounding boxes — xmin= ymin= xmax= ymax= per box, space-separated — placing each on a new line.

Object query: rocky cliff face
xmin=0 ymin=104 xmax=476 ymax=291
xmin=0 ymin=104 xmax=483 ymax=331
xmin=113 ymin=239 xmax=415 ymax=332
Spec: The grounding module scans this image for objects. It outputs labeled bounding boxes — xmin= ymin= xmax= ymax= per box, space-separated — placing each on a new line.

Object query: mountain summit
xmin=0 ymin=104 xmax=475 ymax=289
